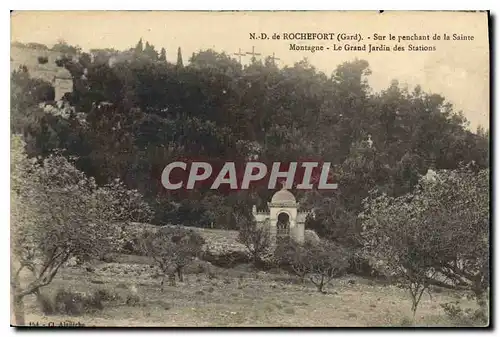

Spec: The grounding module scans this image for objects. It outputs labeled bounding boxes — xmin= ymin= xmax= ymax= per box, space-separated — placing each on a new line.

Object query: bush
xmin=307 ymin=241 xmax=350 ymax=292
xmin=201 ymin=250 xmax=250 ymax=268
xmin=100 ymin=253 xmax=117 ymax=263
xmin=125 ymin=294 xmax=141 ymax=306
xmin=95 ymin=288 xmax=121 ymax=302
xmin=37 ymin=292 xmax=55 ymax=315
xmin=52 ymin=288 xmax=104 ymax=316
xmin=37 ymin=56 xmax=48 ymax=64
xmin=274 ymin=239 xmax=350 ymax=292
xmin=399 ymin=316 xmax=414 ymax=327
xmin=138 ymin=226 xmax=206 ymax=283
xmin=441 ymin=301 xmax=489 ymax=327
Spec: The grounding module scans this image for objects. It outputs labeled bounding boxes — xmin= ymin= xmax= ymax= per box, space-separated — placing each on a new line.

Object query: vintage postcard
xmin=10 ymin=11 xmax=490 ymax=327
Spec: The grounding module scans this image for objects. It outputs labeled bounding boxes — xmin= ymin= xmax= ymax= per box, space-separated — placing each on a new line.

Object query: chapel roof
xmin=271 ymin=188 xmax=296 ymax=204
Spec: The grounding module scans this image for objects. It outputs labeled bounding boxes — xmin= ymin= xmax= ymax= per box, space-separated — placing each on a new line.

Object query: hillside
xmin=125 ymin=222 xmax=245 ymax=254
xmin=124 ymin=222 xmax=320 ymax=256
xmin=10 ymin=45 xmax=71 ymax=82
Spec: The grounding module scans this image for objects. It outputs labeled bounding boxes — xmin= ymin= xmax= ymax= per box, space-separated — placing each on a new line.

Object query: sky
xmin=11 ymin=11 xmax=490 ymax=130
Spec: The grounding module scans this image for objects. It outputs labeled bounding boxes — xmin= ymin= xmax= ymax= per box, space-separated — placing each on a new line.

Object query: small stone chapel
xmin=252 ymin=187 xmax=309 ymax=244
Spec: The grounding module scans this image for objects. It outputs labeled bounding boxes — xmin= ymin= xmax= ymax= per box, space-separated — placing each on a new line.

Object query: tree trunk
xmin=13 ymin=295 xmax=25 ymax=326
xmin=316 ymin=276 xmax=325 ymax=293
xmin=411 ymin=299 xmax=418 ymax=318
xmin=177 ymin=267 xmax=183 ymax=282
xmin=11 ymin=285 xmax=25 ymax=327
xmin=300 ymin=274 xmax=306 ymax=284
xmin=169 ymin=273 xmax=176 ymax=286
xmin=10 ymin=269 xmax=26 ymax=326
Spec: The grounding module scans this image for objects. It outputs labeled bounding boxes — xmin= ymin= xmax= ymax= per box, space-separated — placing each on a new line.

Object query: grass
xmin=18 ymin=258 xmax=481 ymax=327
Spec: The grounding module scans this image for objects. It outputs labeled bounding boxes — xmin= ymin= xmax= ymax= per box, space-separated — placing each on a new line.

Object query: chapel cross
xmin=269 ymin=52 xmax=281 ymax=65
xmin=234 ymin=48 xmax=246 ymax=64
xmin=246 ymin=46 xmax=261 ymax=62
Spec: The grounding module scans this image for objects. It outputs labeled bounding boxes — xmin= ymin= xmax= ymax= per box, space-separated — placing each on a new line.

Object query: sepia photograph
xmin=9 ymin=10 xmax=490 ymax=328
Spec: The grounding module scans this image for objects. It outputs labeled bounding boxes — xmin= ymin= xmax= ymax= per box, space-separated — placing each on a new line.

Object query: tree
xmin=236 ymin=215 xmax=271 ymax=265
xmin=11 ymin=66 xmax=55 ymax=110
xmin=26 ymin=42 xmax=49 ymax=50
xmin=37 ymin=56 xmax=48 ymax=64
xmin=10 ymin=135 xmax=153 ymax=325
xmin=159 ymin=47 xmax=167 ymax=62
xmin=274 ymin=238 xmax=311 ymax=283
xmin=52 ymin=39 xmax=79 ymax=54
xmin=306 ymin=241 xmax=350 ymax=293
xmin=11 ymin=67 xmax=55 ymax=134
xmin=138 ymin=226 xmax=205 ymax=288
xmin=360 ymin=164 xmax=489 ymax=317
xmin=143 ymin=41 xmax=158 ymax=60
xmin=134 ymin=38 xmax=144 ymax=54
xmin=177 ymin=47 xmax=183 ymax=67
xmin=21 ymin=45 xmax=488 ymax=238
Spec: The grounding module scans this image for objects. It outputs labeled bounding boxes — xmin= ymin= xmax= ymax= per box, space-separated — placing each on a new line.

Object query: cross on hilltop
xmin=246 ymin=46 xmax=261 ymax=62
xmin=234 ymin=48 xmax=246 ymax=64
xmin=269 ymin=52 xmax=280 ymax=65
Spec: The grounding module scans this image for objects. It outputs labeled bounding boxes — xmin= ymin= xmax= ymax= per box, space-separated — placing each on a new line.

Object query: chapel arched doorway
xmin=276 ymin=212 xmax=290 ymax=240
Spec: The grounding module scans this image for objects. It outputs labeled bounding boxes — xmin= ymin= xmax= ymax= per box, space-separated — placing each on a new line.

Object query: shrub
xmin=201 ymin=250 xmax=250 ymax=268
xmin=274 ymin=238 xmax=310 ymax=282
xmin=95 ymin=288 xmax=121 ymax=302
xmin=125 ymin=294 xmax=141 ymax=306
xmin=137 ymin=226 xmax=205 ymax=285
xmin=36 ymin=292 xmax=55 ymax=315
xmin=52 ymin=288 xmax=103 ymax=316
xmin=100 ymin=253 xmax=117 ymax=263
xmin=399 ymin=316 xmax=414 ymax=327
xmin=37 ymin=56 xmax=48 ymax=64
xmin=307 ymin=241 xmax=350 ymax=293
xmin=274 ymin=239 xmax=350 ymax=292
xmin=441 ymin=301 xmax=489 ymax=327
xmin=207 ymin=270 xmax=218 ymax=279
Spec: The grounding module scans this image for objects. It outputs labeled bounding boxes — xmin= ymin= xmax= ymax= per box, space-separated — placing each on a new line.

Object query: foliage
xmin=360 ymin=164 xmax=489 ymax=315
xmin=37 ymin=56 xmax=49 ymax=64
xmin=177 ymin=47 xmax=183 ymax=67
xmin=13 ymin=43 xmax=489 ymax=238
xmin=274 ymin=238 xmax=350 ymax=292
xmin=10 ymin=134 xmax=152 ymax=325
xmin=52 ymin=39 xmax=80 ymax=54
xmin=50 ymin=288 xmax=104 ymax=316
xmin=11 ymin=66 xmax=54 ymax=111
xmin=306 ymin=241 xmax=350 ymax=292
xmin=236 ymin=215 xmax=271 ymax=265
xmin=159 ymin=48 xmax=167 ymax=62
xmin=137 ymin=226 xmax=205 ymax=286
xmin=274 ymin=238 xmax=311 ymax=282
xmin=440 ymin=300 xmax=489 ymax=327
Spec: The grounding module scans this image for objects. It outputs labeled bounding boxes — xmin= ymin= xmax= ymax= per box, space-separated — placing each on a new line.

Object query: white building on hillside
xmin=252 ymin=187 xmax=309 ymax=244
